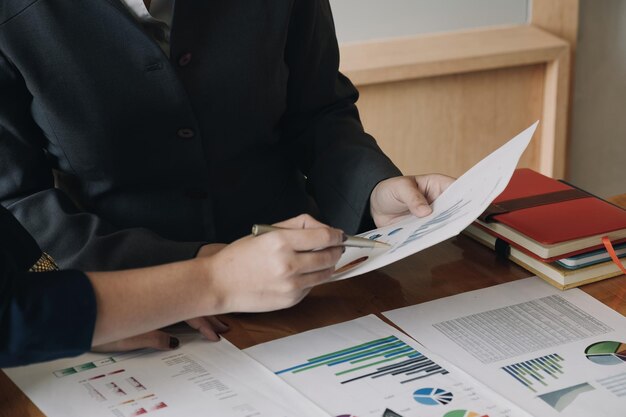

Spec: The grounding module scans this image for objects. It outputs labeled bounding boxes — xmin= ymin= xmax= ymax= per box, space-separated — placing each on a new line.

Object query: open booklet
xmin=333 ymin=122 xmax=537 ymax=280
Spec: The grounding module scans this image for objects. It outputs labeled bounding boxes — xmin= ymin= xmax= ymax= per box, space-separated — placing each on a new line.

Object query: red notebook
xmin=474 ymin=169 xmax=626 ymax=261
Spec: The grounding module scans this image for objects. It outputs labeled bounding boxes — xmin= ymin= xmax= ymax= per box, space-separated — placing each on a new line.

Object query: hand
xmin=205 ymin=214 xmax=344 ymax=313
xmin=91 ymin=316 xmax=230 ymax=352
xmin=93 ymin=330 xmax=180 ymax=352
xmin=185 ymin=316 xmax=229 ymax=341
xmin=370 ymin=174 xmax=455 ymax=227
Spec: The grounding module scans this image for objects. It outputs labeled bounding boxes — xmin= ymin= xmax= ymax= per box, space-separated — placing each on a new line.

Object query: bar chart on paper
xmin=501 ymin=354 xmax=565 ymax=392
xmin=246 ymin=316 xmax=518 ymax=417
xmin=275 ymin=335 xmax=449 ymax=384
xmin=382 ymin=278 xmax=626 ymax=417
xmin=53 ymin=350 xmax=151 ymax=378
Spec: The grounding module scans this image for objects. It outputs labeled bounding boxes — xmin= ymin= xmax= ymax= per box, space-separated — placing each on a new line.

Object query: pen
xmin=251 ymin=224 xmax=391 ymax=249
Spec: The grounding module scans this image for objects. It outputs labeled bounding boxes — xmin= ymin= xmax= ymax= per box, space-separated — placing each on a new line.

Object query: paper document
xmin=246 ymin=315 xmax=528 ymax=417
xmin=384 ymin=277 xmax=626 ymax=417
xmin=4 ymin=333 xmax=328 ymax=417
xmin=334 ymin=122 xmax=537 ymax=280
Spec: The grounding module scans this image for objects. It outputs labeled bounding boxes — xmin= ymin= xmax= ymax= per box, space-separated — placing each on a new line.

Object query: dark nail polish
xmin=169 ymin=337 xmax=180 ymax=349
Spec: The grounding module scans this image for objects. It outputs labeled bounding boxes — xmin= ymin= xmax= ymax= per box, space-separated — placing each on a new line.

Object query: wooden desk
xmin=2 ymin=194 xmax=625 ymax=417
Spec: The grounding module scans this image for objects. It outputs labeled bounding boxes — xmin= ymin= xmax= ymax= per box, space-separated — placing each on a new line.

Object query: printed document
xmin=246 ymin=315 xmax=528 ymax=417
xmin=4 ymin=333 xmax=328 ymax=417
xmin=334 ymin=122 xmax=537 ymax=280
xmin=384 ymin=277 xmax=626 ymax=417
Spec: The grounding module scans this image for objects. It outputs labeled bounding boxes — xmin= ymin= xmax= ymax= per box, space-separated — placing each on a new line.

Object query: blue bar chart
xmin=501 ymin=353 xmax=565 ymax=392
xmin=275 ymin=335 xmax=449 ymax=385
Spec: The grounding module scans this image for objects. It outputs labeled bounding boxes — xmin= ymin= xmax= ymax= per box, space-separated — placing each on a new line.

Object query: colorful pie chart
xmin=412 ymin=387 xmax=453 ymax=406
xmin=585 ymin=341 xmax=626 ymax=365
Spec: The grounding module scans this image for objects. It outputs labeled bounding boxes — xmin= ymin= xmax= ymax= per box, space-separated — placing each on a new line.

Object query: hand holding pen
xmin=206 ymin=214 xmax=348 ymax=312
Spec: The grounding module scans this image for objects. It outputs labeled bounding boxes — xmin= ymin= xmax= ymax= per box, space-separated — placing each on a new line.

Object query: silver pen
xmin=251 ymin=224 xmax=391 ymax=249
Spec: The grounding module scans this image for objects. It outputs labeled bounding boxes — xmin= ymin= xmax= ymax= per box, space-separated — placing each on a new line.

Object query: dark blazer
xmin=0 ymin=205 xmax=95 ymax=368
xmin=0 ymin=0 xmax=401 ymax=271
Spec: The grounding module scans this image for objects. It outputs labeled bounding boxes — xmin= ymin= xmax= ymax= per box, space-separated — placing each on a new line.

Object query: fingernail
xmin=417 ymin=204 xmax=432 ymax=216
xmin=342 ymin=233 xmax=348 ymax=242
xmin=169 ymin=337 xmax=180 ymax=349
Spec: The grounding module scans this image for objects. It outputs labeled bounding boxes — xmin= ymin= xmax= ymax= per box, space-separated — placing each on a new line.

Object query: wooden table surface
xmin=2 ymin=194 xmax=625 ymax=416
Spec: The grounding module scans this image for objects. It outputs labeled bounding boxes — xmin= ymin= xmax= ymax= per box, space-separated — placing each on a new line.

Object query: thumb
xmin=93 ymin=330 xmax=180 ymax=352
xmin=395 ymin=178 xmax=432 ymax=217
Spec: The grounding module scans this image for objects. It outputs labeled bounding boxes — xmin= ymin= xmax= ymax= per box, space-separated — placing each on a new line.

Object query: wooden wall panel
xmin=355 ymin=64 xmax=545 ymax=177
xmin=532 ymin=0 xmax=579 ymax=178
xmin=340 ymin=25 xmax=571 ymax=178
xmin=532 ymin=0 xmax=580 ymax=51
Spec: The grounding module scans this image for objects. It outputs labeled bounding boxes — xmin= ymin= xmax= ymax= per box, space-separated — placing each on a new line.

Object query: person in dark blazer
xmin=1 ymin=205 xmax=347 ymax=367
xmin=0 ymin=1 xmax=453 ymax=343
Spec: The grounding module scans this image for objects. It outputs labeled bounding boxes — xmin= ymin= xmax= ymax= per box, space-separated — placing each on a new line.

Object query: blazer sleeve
xmin=0 ymin=51 xmax=204 ymax=271
xmin=0 ymin=207 xmax=96 ymax=368
xmin=282 ymin=0 xmax=403 ymax=234
xmin=0 ymin=269 xmax=96 ymax=368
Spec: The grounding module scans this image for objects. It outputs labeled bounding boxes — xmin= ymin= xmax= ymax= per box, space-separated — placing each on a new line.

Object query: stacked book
xmin=463 ymin=168 xmax=626 ymax=289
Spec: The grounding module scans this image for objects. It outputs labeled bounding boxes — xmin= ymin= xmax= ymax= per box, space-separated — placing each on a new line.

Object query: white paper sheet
xmin=4 ymin=332 xmax=328 ymax=417
xmin=246 ymin=315 xmax=529 ymax=417
xmin=333 ymin=122 xmax=537 ymax=280
xmin=384 ymin=277 xmax=626 ymax=417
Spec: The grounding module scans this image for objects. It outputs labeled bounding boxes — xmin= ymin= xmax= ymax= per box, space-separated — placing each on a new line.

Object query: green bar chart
xmin=275 ymin=335 xmax=448 ymax=384
xmin=501 ymin=353 xmax=565 ymax=392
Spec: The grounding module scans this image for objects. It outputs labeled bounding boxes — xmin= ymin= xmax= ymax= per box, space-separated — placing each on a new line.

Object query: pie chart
xmin=412 ymin=387 xmax=453 ymax=405
xmin=585 ymin=341 xmax=626 ymax=365
xmin=443 ymin=411 xmax=489 ymax=417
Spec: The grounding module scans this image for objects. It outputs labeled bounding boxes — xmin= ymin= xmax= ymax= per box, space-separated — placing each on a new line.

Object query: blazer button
xmin=177 ymin=128 xmax=195 ymax=139
xmin=185 ymin=189 xmax=209 ymax=199
xmin=178 ymin=52 xmax=192 ymax=67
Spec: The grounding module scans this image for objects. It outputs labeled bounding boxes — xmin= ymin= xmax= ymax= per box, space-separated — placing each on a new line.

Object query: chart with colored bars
xmin=597 ymin=372 xmax=626 ymax=397
xmin=501 ymin=353 xmax=564 ymax=392
xmin=275 ymin=335 xmax=448 ymax=384
xmin=53 ymin=350 xmax=150 ymax=378
xmin=443 ymin=410 xmax=489 ymax=417
xmin=585 ymin=341 xmax=626 ymax=365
